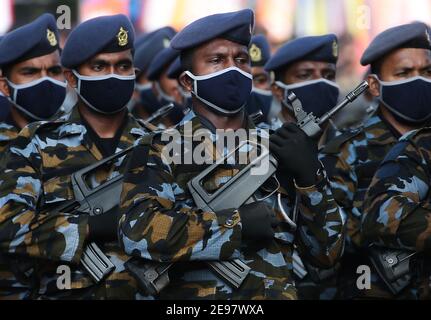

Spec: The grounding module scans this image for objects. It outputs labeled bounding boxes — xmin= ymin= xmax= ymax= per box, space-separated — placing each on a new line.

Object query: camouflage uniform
xmin=362 ymin=127 xmax=431 ymax=300
xmin=0 ymin=107 xmax=149 ymax=300
xmin=319 ymin=113 xmax=400 ymax=299
xmin=0 ymin=118 xmax=20 ymax=153
xmin=257 ymin=108 xmax=342 ymax=300
xmin=119 ymin=110 xmax=344 ymax=300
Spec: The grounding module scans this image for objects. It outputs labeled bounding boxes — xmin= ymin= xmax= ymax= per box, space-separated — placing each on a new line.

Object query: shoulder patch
xmin=18 ymin=119 xmax=64 ymax=139
xmin=321 ymin=129 xmax=362 ymax=155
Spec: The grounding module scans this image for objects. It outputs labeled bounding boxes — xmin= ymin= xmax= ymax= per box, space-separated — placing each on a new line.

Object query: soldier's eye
xmin=119 ymin=64 xmax=131 ymax=70
xmin=92 ymin=64 xmax=103 ymax=72
xmin=49 ymin=66 xmax=62 ymax=75
xmin=21 ymin=68 xmax=38 ymax=76
xmin=236 ymin=56 xmax=249 ymax=64
xmin=324 ymin=73 xmax=336 ymax=81
xmin=297 ymin=73 xmax=310 ymax=80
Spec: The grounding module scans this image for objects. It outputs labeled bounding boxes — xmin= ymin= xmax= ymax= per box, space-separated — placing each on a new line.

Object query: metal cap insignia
xmin=117 ymin=27 xmax=129 ymax=47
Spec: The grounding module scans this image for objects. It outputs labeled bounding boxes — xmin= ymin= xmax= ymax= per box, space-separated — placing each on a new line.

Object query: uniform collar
xmin=169 ymin=109 xmax=260 ymax=163
xmin=179 ymin=108 xmax=255 ymax=134
xmin=58 ymin=104 xmax=148 ymax=160
xmin=364 ymin=113 xmax=399 ymax=146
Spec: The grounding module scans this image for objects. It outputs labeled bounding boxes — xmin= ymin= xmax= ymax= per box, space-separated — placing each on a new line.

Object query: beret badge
xmin=117 ymin=27 xmax=129 ymax=47
xmin=426 ymin=28 xmax=431 ymax=47
xmin=47 ymin=29 xmax=57 ymax=47
xmin=163 ymin=38 xmax=171 ymax=48
xmin=249 ymin=43 xmax=262 ymax=62
xmin=332 ymin=40 xmax=338 ymax=58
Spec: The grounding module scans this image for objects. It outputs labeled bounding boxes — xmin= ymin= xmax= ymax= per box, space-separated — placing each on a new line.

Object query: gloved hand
xmin=269 ymin=123 xmax=320 ymax=187
xmin=88 ymin=206 xmax=120 ymax=243
xmin=238 ymin=202 xmax=279 ymax=246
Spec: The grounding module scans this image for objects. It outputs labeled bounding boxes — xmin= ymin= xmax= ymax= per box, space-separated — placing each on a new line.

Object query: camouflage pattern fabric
xmin=0 ymin=107 xmax=149 ymax=300
xmin=319 ymin=113 xmax=400 ymax=299
xmin=0 ymin=122 xmax=19 ymax=153
xmin=362 ymin=126 xmax=431 ymax=300
xmin=119 ymin=110 xmax=344 ymax=300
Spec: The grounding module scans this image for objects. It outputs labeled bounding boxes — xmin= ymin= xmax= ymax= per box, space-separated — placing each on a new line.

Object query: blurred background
xmin=2 ymin=0 xmax=431 ymax=90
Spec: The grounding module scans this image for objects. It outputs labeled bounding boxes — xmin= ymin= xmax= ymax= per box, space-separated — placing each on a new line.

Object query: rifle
xmin=369 ymin=245 xmax=417 ymax=295
xmin=127 ymin=83 xmax=372 ymax=292
xmin=41 ymin=136 xmax=173 ymax=294
xmin=281 ymin=81 xmax=370 ymax=279
xmin=143 ymin=103 xmax=174 ymax=126
xmin=250 ymin=110 xmax=265 ymax=124
xmin=42 ymin=146 xmax=134 ymax=283
xmin=186 ymin=140 xmax=279 ymax=288
xmin=126 ymin=141 xmax=274 ymax=295
xmin=288 ymin=81 xmax=369 ymax=138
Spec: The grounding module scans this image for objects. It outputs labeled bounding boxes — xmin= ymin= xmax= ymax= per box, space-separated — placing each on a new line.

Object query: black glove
xmin=269 ymin=123 xmax=320 ymax=187
xmin=88 ymin=206 xmax=120 ymax=243
xmin=238 ymin=202 xmax=279 ymax=246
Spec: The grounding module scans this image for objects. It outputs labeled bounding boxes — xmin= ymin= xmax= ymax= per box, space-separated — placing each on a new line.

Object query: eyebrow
xmin=89 ymin=59 xmax=109 ymax=66
xmin=115 ymin=59 xmax=133 ymax=65
xmin=295 ymin=68 xmax=316 ymax=73
xmin=18 ymin=66 xmax=40 ymax=73
xmin=393 ymin=66 xmax=414 ymax=72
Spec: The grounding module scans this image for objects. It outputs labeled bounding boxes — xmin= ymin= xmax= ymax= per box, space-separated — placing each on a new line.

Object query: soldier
xmin=0 ymin=14 xmax=149 ymax=299
xmin=246 ymin=34 xmax=273 ymax=124
xmin=0 ymin=14 xmax=66 ymax=154
xmin=320 ymin=22 xmax=431 ymax=299
xmin=264 ymin=34 xmax=340 ymax=146
xmin=118 ymin=9 xmax=344 ymax=300
xmin=145 ymin=47 xmax=187 ymax=128
xmin=362 ymin=128 xmax=431 ymax=300
xmin=0 ymin=36 xmax=12 ymax=125
xmin=262 ymin=34 xmax=342 ymax=300
xmin=131 ymin=27 xmax=176 ymax=121
xmin=167 ymin=56 xmax=193 ymax=108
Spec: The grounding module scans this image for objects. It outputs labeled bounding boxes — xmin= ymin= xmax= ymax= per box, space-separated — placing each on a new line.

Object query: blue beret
xmin=265 ymin=34 xmax=338 ymax=71
xmin=171 ymin=9 xmax=254 ymax=51
xmin=147 ymin=47 xmax=179 ymax=81
xmin=361 ymin=22 xmax=431 ymax=66
xmin=167 ymin=57 xmax=182 ymax=79
xmin=61 ymin=14 xmax=135 ymax=69
xmin=135 ymin=26 xmax=176 ymax=50
xmin=134 ymin=26 xmax=176 ymax=74
xmin=0 ymin=14 xmax=60 ymax=68
xmin=249 ymin=34 xmax=271 ymax=67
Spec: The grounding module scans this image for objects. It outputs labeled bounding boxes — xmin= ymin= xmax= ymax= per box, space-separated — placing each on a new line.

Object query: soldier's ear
xmin=0 ymin=77 xmax=11 ymax=97
xmin=64 ymin=69 xmax=77 ymax=89
xmin=367 ymin=74 xmax=380 ymax=98
xmin=271 ymin=82 xmax=284 ymax=102
xmin=179 ymin=71 xmax=193 ymax=93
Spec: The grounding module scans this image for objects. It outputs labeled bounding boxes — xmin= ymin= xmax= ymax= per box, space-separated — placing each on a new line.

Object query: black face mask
xmin=376 ymin=75 xmax=431 ymax=124
xmin=0 ymin=93 xmax=11 ymax=122
xmin=276 ymin=79 xmax=340 ymax=118
xmin=7 ymin=77 xmax=66 ymax=120
xmin=73 ymin=70 xmax=135 ymax=115
xmin=139 ymin=85 xmax=162 ymax=114
xmin=185 ymin=66 xmax=253 ymax=116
